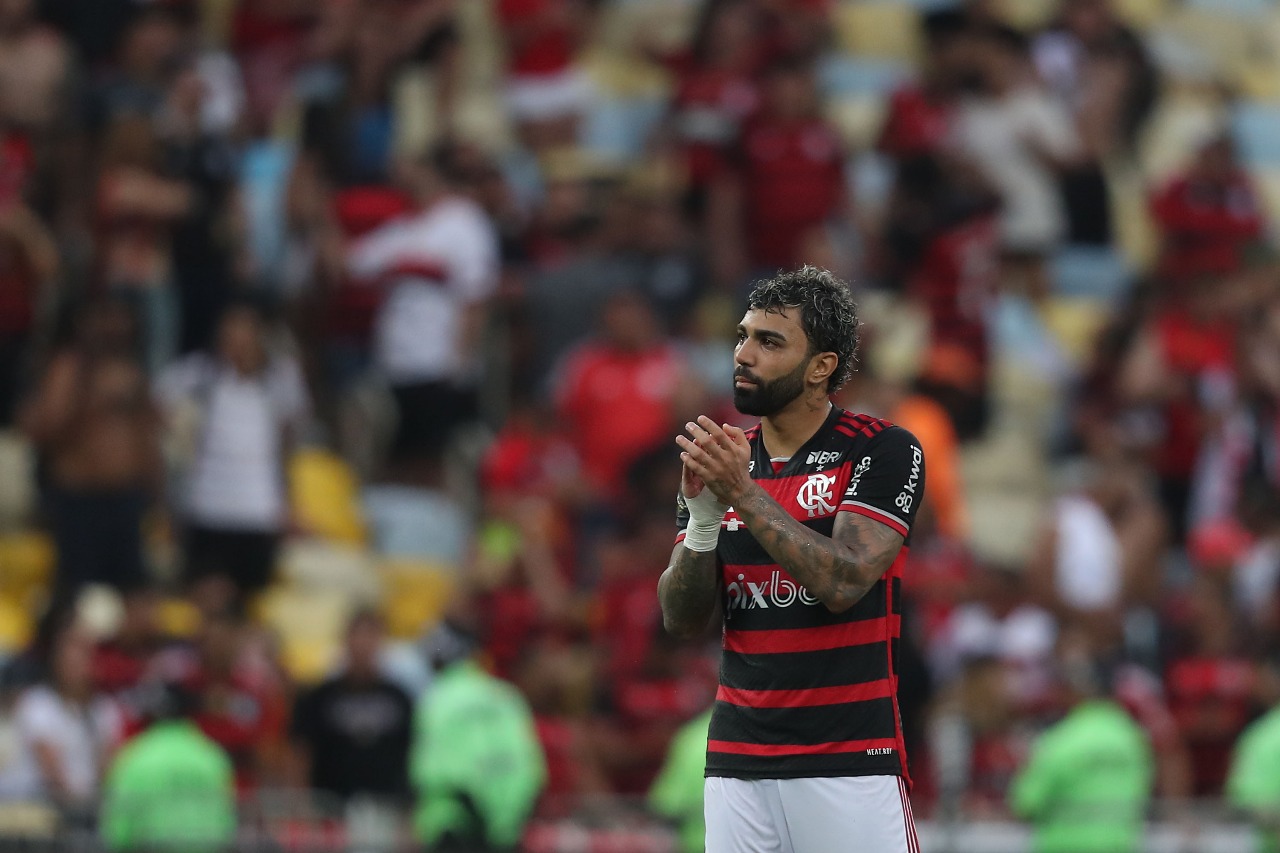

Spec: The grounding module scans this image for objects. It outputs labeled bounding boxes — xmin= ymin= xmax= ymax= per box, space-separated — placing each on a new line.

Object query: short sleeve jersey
xmin=676 ymin=408 xmax=925 ymax=781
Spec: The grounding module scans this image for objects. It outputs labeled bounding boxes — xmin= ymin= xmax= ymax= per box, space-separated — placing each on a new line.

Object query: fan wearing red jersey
xmin=658 ymin=266 xmax=924 ymax=853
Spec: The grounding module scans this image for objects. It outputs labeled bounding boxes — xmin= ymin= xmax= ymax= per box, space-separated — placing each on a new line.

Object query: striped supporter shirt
xmin=676 ymin=407 xmax=925 ymax=782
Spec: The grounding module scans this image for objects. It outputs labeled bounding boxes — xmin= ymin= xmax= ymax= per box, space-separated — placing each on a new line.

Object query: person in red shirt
xmin=151 ymin=609 xmax=289 ymax=792
xmin=93 ymin=586 xmax=167 ymax=697
xmin=1165 ymin=576 xmax=1265 ymax=796
xmin=665 ymin=0 xmax=763 ymax=215
xmin=1118 ymin=290 xmax=1238 ymax=540
xmin=553 ymin=289 xmax=702 ymax=506
xmin=877 ymin=10 xmax=972 ymax=160
xmin=707 ymin=57 xmax=848 ymax=288
xmin=1150 ymin=135 xmax=1267 ymax=283
xmin=496 ymin=0 xmax=596 ymax=150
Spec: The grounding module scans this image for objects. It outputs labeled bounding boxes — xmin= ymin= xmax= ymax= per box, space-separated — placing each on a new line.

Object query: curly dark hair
xmin=747 ymin=265 xmax=860 ymax=392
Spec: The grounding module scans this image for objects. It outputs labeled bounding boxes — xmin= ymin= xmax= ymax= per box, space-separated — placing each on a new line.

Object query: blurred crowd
xmin=0 ymin=0 xmax=1279 ymax=848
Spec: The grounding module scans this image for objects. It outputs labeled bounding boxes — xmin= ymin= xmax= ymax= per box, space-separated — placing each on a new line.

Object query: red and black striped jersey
xmin=675 ymin=407 xmax=925 ymax=781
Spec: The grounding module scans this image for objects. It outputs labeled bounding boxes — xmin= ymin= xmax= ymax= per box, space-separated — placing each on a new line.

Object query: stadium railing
xmin=0 ymin=794 xmax=1263 ymax=852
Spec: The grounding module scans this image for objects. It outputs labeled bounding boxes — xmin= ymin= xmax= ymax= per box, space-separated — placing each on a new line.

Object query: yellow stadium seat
xmin=289 ymin=449 xmax=368 ymax=546
xmin=156 ymin=597 xmax=202 ymax=639
xmin=255 ymin=586 xmax=354 ymax=685
xmin=0 ymin=531 xmax=54 ymax=607
xmin=0 ymin=595 xmax=32 ymax=653
xmin=834 ymin=3 xmax=920 ymax=63
xmin=1042 ymin=297 xmax=1112 ymax=367
xmin=277 ymin=539 xmax=382 ymax=602
xmin=379 ymin=559 xmax=457 ymax=640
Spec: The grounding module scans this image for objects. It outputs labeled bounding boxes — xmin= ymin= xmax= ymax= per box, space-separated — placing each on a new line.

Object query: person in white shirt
xmin=344 ymin=141 xmax=500 ymax=482
xmin=0 ymin=613 xmax=122 ymax=817
xmin=952 ymin=24 xmax=1083 ymax=299
xmin=156 ymin=301 xmax=310 ymax=608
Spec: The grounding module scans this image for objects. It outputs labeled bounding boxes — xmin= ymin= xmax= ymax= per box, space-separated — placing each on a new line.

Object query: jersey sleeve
xmin=837 ymin=425 xmax=925 ymax=539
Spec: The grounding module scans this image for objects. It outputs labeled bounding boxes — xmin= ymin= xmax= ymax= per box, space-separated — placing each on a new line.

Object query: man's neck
xmin=760 ymin=393 xmax=833 ymax=460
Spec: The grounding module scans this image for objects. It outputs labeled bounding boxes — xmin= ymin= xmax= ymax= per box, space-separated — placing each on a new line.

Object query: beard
xmin=733 ymin=358 xmax=809 ymax=417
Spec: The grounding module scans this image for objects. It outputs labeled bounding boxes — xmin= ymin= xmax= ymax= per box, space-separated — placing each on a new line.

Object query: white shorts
xmin=704 ymin=775 xmax=919 ymax=853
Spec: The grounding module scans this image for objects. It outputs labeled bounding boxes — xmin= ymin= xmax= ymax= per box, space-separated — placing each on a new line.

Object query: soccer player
xmin=658 ymin=266 xmax=925 ymax=852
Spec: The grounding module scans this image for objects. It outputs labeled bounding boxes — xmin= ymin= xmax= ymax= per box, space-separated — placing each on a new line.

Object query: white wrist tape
xmin=682 ymin=518 xmax=723 ymax=552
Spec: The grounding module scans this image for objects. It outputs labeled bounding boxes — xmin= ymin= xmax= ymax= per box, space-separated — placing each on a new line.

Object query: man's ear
xmin=809 ymin=352 xmax=839 ymax=388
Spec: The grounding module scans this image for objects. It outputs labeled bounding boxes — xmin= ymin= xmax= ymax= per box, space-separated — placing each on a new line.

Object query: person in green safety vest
xmin=1009 ymin=649 xmax=1154 ymax=853
xmin=411 ymin=619 xmax=547 ymax=851
xmin=1227 ymin=702 xmax=1280 ymax=853
xmin=649 ymin=707 xmax=713 ymax=853
xmin=100 ymin=680 xmax=236 ymax=853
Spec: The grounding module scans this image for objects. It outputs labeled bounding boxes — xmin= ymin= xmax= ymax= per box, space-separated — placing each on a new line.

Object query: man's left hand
xmin=675 ymin=416 xmax=753 ymax=507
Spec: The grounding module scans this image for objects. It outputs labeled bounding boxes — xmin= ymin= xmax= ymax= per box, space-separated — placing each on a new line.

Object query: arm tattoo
xmin=734 ymin=486 xmax=904 ymax=612
xmin=658 ymin=545 xmax=720 ymax=638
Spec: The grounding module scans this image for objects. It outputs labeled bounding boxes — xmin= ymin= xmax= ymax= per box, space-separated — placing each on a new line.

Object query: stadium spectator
xmin=1009 ymin=645 xmax=1153 ymax=853
xmin=877 ymin=10 xmax=970 ymax=161
xmin=706 ymin=56 xmax=847 ymax=288
xmin=933 ymin=565 xmax=1057 ymax=711
xmin=1116 ymin=283 xmax=1240 ymax=540
xmin=300 ymin=0 xmax=459 ymax=187
xmin=93 ymin=585 xmax=166 ymax=697
xmin=663 ymin=0 xmax=762 ymax=214
xmin=344 ymin=140 xmax=499 ymax=481
xmin=1033 ymin=0 xmax=1157 ymax=245
xmin=93 ymin=114 xmax=192 ymax=375
xmin=495 ymin=0 xmax=596 ymax=151
xmin=411 ymin=620 xmax=547 ymax=851
xmin=1189 ymin=300 xmax=1280 ymax=535
xmin=1027 ymin=455 xmax=1167 ymax=648
xmin=1151 ymin=135 xmax=1268 ymax=284
xmin=0 ymin=0 xmax=71 ymax=137
xmin=81 ymin=7 xmax=187 ymax=135
xmin=155 ymin=58 xmax=242 ymax=357
xmin=553 ymin=289 xmax=701 ymax=507
xmin=291 ymin=608 xmax=413 ymax=804
xmin=0 ymin=178 xmax=58 ymax=428
xmin=156 ymin=301 xmax=310 ymax=609
xmin=20 ymin=298 xmax=162 ymax=595
xmin=0 ymin=612 xmax=123 ymax=820
xmin=1165 ymin=576 xmax=1266 ymax=797
xmin=952 ymin=24 xmax=1082 ymax=300
xmin=928 ymin=653 xmax=1024 ymax=818
xmin=1033 ymin=0 xmax=1156 ymax=158
xmin=876 ymin=152 xmax=1000 ymax=438
xmin=100 ymin=680 xmax=236 ymax=853
xmin=152 ymin=609 xmax=289 ymax=791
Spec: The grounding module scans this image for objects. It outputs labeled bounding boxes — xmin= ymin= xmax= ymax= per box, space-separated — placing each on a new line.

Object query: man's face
xmin=733 ymin=307 xmax=814 ymax=416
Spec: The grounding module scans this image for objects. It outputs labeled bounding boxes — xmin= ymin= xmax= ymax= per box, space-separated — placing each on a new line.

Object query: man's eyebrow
xmin=738 ymin=325 xmax=788 ymax=342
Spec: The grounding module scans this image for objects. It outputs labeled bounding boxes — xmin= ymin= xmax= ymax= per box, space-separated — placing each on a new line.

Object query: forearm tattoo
xmin=734 ymin=487 xmax=904 ymax=612
xmin=658 ymin=545 xmax=720 ymax=638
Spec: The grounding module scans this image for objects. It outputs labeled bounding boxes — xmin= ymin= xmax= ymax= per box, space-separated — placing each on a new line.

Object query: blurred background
xmin=0 ymin=0 xmax=1279 ymax=850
